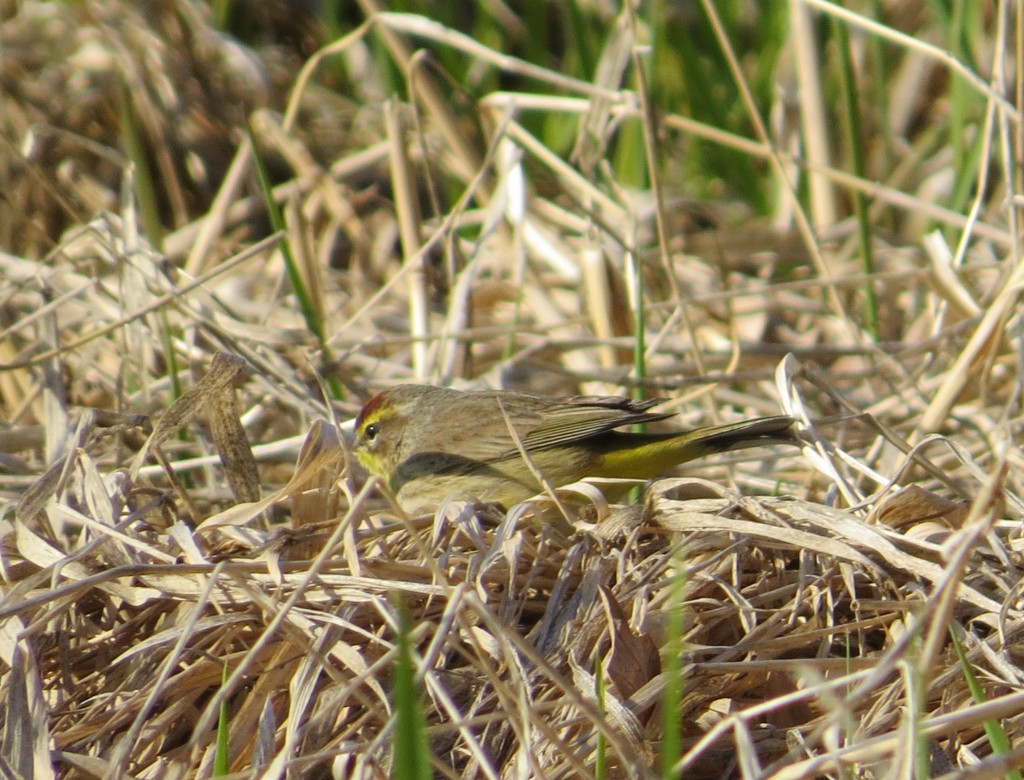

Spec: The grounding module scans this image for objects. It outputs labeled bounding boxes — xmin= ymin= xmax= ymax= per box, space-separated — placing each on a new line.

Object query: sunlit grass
xmin=0 ymin=1 xmax=1020 ymax=778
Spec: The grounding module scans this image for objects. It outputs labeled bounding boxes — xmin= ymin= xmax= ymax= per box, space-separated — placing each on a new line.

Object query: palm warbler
xmin=353 ymin=384 xmax=796 ymax=512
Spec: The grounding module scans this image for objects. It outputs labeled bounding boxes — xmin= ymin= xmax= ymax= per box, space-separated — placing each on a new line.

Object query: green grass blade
xmin=661 ymin=563 xmax=687 ymax=778
xmin=950 ymin=627 xmax=1023 ymax=780
xmin=246 ymin=123 xmax=320 ymax=341
xmin=246 ymin=123 xmax=343 ymax=399
xmin=391 ymin=599 xmax=431 ymax=780
xmin=213 ymin=662 xmax=230 ymax=776
xmin=596 ymin=650 xmax=607 ymax=779
xmin=118 ymin=81 xmax=163 ymax=251
xmin=831 ymin=17 xmax=879 ymax=340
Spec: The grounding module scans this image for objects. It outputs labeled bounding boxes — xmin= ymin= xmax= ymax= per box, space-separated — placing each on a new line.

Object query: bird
xmin=352 ymin=384 xmax=797 ymax=512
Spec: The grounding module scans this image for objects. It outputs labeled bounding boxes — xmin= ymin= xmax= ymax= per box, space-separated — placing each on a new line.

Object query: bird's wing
xmin=422 ymin=394 xmax=671 ymax=464
xmin=513 ymin=396 xmax=672 ymax=452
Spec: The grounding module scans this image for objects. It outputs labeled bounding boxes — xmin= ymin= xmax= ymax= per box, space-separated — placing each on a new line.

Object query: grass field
xmin=2 ymin=1 xmax=1024 ymax=778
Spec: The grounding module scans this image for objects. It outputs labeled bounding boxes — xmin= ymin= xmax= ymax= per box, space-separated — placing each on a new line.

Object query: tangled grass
xmin=2 ymin=2 xmax=1024 ymax=778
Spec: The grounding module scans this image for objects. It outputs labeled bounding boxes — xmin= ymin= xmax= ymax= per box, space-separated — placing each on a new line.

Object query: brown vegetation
xmin=1 ymin=2 xmax=1023 ymax=778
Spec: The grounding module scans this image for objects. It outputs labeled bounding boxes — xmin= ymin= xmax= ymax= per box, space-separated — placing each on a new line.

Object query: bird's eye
xmin=364 ymin=422 xmax=381 ymax=442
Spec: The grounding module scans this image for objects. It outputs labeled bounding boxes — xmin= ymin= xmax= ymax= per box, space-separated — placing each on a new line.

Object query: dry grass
xmin=2 ymin=2 xmax=1024 ymax=778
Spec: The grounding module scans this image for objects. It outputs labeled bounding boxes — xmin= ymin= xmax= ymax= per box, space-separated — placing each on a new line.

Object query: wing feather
xmin=516 ymin=396 xmax=672 ymax=451
xmin=417 ymin=391 xmax=673 ymax=464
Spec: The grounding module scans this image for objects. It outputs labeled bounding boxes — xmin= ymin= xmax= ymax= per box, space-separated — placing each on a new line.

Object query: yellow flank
xmin=593 ymin=434 xmax=710 ymax=479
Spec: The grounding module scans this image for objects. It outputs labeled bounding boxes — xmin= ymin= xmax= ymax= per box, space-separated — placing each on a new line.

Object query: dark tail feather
xmin=694 ymin=415 xmax=799 ymax=454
